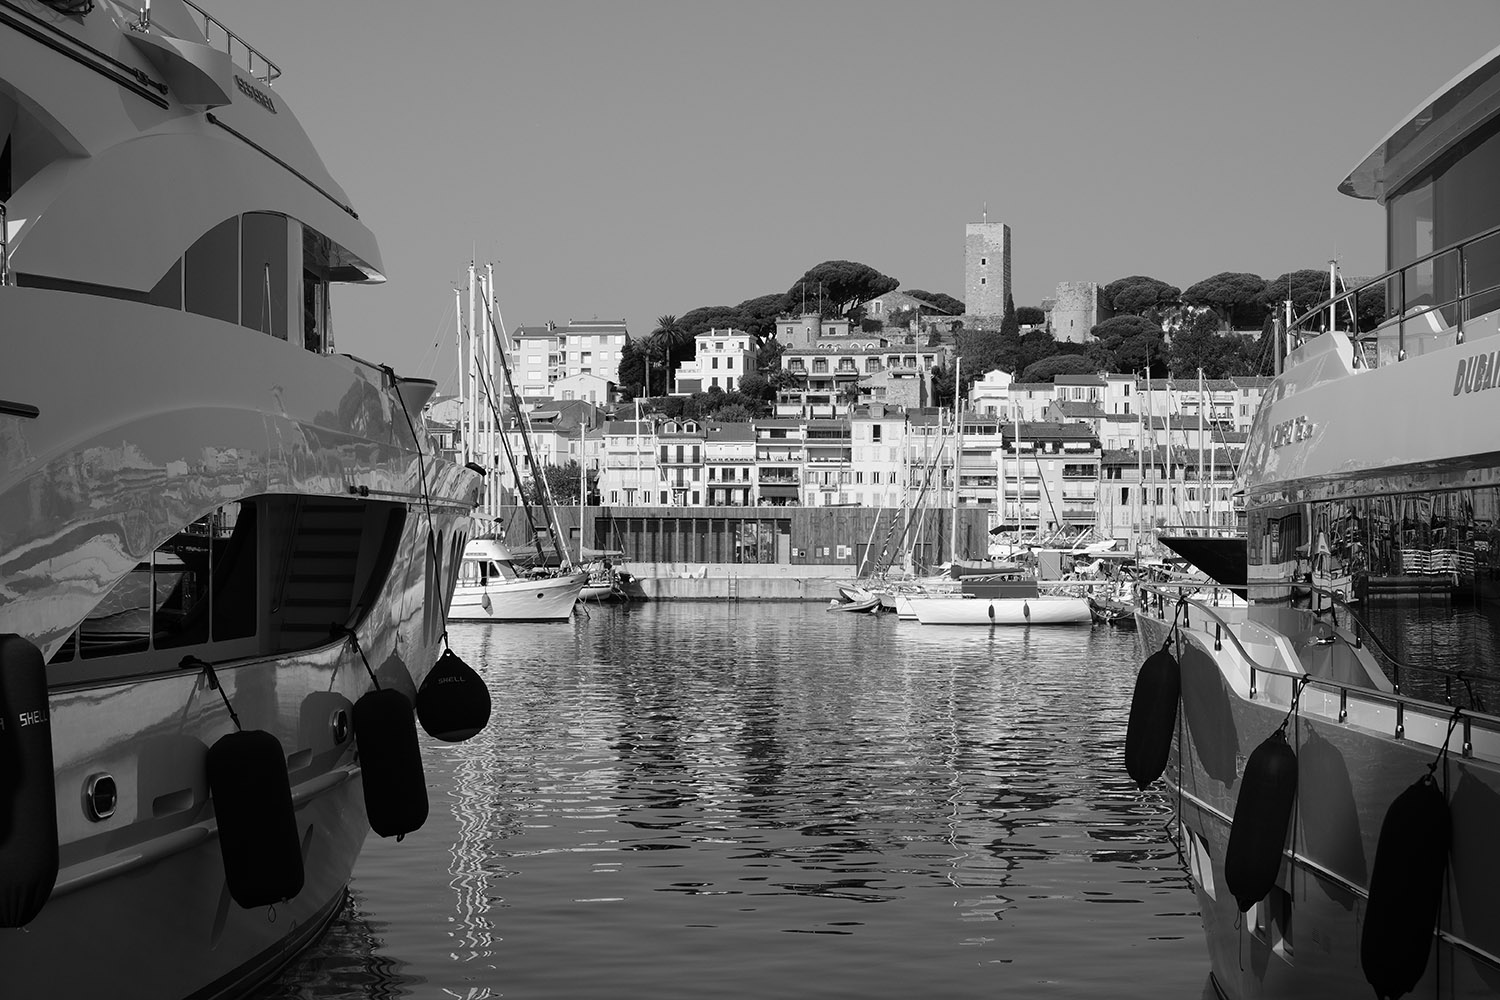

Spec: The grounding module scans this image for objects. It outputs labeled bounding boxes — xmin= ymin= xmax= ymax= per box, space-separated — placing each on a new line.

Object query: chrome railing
xmin=1287 ymin=218 xmax=1500 ymax=365
xmin=180 ymin=0 xmax=280 ymax=83
xmin=1137 ymin=579 xmax=1499 ymax=734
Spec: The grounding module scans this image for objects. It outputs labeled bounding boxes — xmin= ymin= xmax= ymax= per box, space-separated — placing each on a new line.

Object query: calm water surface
xmin=261 ymin=603 xmax=1210 ymax=999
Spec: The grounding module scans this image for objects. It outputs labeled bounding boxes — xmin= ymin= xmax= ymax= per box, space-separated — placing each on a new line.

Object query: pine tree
xmin=1000 ymin=293 xmax=1019 ymax=340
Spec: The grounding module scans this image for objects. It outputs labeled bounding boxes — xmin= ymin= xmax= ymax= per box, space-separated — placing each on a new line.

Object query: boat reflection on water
xmin=254 ymin=889 xmax=421 ymax=1000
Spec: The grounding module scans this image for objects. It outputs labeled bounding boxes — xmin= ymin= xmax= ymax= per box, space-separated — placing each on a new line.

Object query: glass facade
xmin=1386 ymin=114 xmax=1500 ymax=321
xmin=1246 ymin=480 xmax=1500 ymax=608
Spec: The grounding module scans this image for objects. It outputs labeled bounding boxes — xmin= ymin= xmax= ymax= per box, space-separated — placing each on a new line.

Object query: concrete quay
xmin=619 ymin=563 xmax=859 ymax=602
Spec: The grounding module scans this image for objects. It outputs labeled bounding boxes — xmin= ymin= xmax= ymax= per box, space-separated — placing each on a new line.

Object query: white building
xmin=552 ymin=372 xmax=613 ymax=406
xmin=673 ymin=327 xmax=759 ymax=394
xmin=561 ymin=319 xmax=629 ymax=385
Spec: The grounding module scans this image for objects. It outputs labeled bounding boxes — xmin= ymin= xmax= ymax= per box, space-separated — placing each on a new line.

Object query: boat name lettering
xmin=1270 ymin=415 xmax=1315 ymax=449
xmin=1453 ymin=351 xmax=1500 ymax=396
xmin=235 ymin=76 xmax=277 ymax=114
xmin=16 ymin=709 xmax=46 ymax=727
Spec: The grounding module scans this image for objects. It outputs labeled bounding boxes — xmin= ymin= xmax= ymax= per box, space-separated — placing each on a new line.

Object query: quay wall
xmin=618 ymin=562 xmax=858 ymax=602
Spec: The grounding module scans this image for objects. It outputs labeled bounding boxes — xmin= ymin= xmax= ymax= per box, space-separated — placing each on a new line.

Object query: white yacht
xmin=0 ymin=2 xmax=480 ymax=996
xmin=449 ymin=538 xmax=586 ymax=622
xmin=1133 ymin=45 xmax=1500 ymax=999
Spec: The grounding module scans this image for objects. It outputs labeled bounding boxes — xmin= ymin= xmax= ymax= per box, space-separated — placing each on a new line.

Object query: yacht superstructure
xmin=1133 ymin=43 xmax=1500 ymax=999
xmin=1 ymin=3 xmax=480 ymax=996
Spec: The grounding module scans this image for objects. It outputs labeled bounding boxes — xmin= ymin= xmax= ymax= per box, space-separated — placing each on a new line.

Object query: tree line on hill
xmin=623 ymin=263 xmax=1382 ymax=419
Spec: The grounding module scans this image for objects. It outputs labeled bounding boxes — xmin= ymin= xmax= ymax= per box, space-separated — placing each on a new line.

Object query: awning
xmin=758 ymin=484 xmax=800 ymax=498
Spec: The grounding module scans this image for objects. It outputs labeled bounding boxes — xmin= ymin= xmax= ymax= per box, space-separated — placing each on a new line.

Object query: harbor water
xmin=261 ymin=603 xmax=1209 ymax=999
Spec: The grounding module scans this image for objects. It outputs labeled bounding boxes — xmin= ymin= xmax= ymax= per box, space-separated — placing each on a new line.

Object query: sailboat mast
xmin=1209 ymin=405 xmax=1217 ymax=531
xmin=1134 ymin=376 xmax=1143 ymax=555
xmin=455 ymin=285 xmax=466 ymax=466
xmin=1198 ymin=367 xmax=1205 ymax=530
xmin=1146 ymin=363 xmax=1156 ymax=534
xmin=1013 ymin=404 xmax=1023 ymax=544
xmin=467 ymin=260 xmax=478 ymax=506
xmin=577 ymin=420 xmax=585 ymax=562
xmin=486 ymin=262 xmax=498 ymax=521
xmin=950 ymin=357 xmax=962 ymax=563
xmin=482 ymin=279 xmax=571 ymax=568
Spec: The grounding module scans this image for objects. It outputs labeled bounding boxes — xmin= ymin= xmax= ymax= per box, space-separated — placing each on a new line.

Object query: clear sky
xmin=221 ymin=1 xmax=1500 ymax=387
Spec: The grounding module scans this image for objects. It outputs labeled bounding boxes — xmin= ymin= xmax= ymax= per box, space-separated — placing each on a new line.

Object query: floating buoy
xmin=353 ymin=688 xmax=427 ymax=838
xmin=1225 ymin=728 xmax=1298 ymax=912
xmin=1124 ymin=644 xmax=1180 ymax=790
xmin=416 ymin=649 xmax=491 ymax=743
xmin=207 ymin=728 xmax=304 ymax=908
xmin=480 ymin=591 xmax=492 ymax=614
xmin=0 ymin=634 xmax=58 ymax=927
xmin=1362 ymin=774 xmax=1450 ymax=1000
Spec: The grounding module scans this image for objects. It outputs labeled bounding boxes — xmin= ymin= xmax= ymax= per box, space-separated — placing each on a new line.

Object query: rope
xmin=180 ymin=655 xmax=242 ymax=731
xmin=330 ymin=624 xmax=380 ymax=690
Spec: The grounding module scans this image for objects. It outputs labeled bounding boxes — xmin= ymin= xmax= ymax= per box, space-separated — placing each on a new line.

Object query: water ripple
xmin=267 ymin=604 xmax=1206 ymax=999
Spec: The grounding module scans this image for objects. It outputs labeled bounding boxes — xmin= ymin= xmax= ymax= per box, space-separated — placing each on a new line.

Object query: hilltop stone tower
xmin=1048 ymin=281 xmax=1106 ymax=343
xmin=964 ymin=218 xmax=1011 ymax=320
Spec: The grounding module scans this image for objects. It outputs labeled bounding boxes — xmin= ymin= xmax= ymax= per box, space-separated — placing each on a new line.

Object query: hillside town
xmin=428 ymin=218 xmax=1290 ymax=554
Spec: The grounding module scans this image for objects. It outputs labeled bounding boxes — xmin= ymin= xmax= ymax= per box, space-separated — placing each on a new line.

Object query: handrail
xmin=1286 ymin=217 xmax=1500 ymax=363
xmin=1 ymin=202 xmax=8 ymax=286
xmin=1301 ymin=582 xmax=1489 ymax=709
xmin=180 ymin=0 xmax=280 ymax=83
xmin=1136 ymin=582 xmax=1500 ymax=733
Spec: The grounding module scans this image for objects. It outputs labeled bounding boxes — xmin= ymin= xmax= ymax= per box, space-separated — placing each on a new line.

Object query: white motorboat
xmin=0 ymin=3 xmax=481 ymax=996
xmin=1130 ymin=44 xmax=1500 ymax=999
xmin=449 ymin=538 xmax=586 ymax=622
xmin=910 ymin=595 xmax=1091 ymax=625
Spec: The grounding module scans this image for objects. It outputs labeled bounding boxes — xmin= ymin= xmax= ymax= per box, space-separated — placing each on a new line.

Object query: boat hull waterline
xmin=911 ymin=596 xmax=1092 ymax=625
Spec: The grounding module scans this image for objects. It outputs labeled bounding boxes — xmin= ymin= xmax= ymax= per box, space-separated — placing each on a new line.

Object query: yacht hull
xmin=449 ymin=571 xmax=587 ymax=622
xmin=0 ymin=292 xmax=479 ymax=997
xmin=1136 ymin=609 xmax=1500 ymax=999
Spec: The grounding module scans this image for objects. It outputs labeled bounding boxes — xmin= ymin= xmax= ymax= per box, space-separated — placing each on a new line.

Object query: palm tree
xmin=651 ymin=314 xmax=692 ymax=365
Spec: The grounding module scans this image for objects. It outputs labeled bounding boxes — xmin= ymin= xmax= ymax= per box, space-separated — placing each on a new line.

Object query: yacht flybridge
xmin=1 ymin=3 xmax=483 ymax=997
xmin=1131 ymin=43 xmax=1500 ymax=1000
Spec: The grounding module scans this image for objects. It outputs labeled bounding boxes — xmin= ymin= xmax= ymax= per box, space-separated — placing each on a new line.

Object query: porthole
xmin=84 ymin=773 xmax=118 ymax=821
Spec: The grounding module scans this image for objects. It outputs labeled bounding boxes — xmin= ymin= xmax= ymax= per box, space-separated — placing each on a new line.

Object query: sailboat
xmin=909 ymin=402 xmax=1090 ymax=625
xmin=447 ymin=263 xmax=586 ymax=622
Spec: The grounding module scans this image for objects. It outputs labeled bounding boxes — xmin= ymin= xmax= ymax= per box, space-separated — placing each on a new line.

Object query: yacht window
xmin=302 ymin=227 xmax=334 ymax=353
xmin=240 ymin=212 xmax=289 ymax=339
xmin=1388 ymin=114 xmax=1500 ymax=324
xmin=303 ymin=270 xmax=328 ymax=352
xmin=77 ymin=501 xmax=255 ymax=661
xmin=184 ymin=217 xmax=241 ymax=325
xmin=57 ymin=496 xmax=404 ymax=678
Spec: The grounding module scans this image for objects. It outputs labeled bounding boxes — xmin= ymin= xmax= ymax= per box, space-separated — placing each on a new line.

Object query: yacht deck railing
xmin=180 ymin=0 xmax=280 ymax=83
xmin=1136 ymin=579 xmax=1500 ymax=758
xmin=1286 ymin=218 xmax=1500 ymax=366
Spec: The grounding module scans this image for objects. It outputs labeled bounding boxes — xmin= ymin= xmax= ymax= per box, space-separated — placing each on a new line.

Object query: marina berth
xmin=0 ymin=3 xmax=484 ymax=997
xmin=1130 ymin=41 xmax=1500 ymax=1000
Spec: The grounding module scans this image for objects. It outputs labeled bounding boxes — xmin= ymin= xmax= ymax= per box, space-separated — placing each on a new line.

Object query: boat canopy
xmin=1341 ymin=42 xmax=1500 ymax=203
